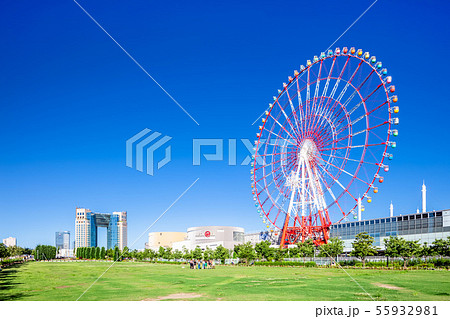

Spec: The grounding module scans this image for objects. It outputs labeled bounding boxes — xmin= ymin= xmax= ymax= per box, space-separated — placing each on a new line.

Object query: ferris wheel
xmin=251 ymin=47 xmax=399 ymax=247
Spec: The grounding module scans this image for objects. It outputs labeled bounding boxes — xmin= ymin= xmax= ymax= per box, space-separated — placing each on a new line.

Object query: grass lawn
xmin=1 ymin=261 xmax=449 ymax=301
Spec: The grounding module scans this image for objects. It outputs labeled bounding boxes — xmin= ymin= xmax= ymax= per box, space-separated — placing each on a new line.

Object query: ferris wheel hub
xmin=299 ymin=139 xmax=319 ymax=161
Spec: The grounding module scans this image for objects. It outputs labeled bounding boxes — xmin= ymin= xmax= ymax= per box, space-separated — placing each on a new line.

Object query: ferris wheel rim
xmin=252 ymin=47 xmax=397 ymax=229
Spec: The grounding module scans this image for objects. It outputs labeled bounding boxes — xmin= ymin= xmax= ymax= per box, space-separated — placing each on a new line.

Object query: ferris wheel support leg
xmin=279 ymin=213 xmax=290 ymax=249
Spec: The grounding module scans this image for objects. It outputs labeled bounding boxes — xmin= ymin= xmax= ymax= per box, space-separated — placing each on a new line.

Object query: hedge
xmin=0 ymin=258 xmax=25 ymax=268
xmin=254 ymin=261 xmax=317 ymax=267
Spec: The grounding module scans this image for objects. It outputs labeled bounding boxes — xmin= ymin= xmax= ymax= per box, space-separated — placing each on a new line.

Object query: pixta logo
xmin=126 ymin=129 xmax=290 ymax=176
xmin=126 ymin=129 xmax=172 ymax=176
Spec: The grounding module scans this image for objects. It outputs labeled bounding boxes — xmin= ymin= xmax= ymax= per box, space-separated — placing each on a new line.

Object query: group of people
xmin=189 ymin=259 xmax=215 ymax=269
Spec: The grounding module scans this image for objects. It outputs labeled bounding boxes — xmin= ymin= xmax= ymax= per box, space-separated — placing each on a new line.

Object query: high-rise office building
xmin=55 ymin=231 xmax=70 ymax=250
xmin=75 ymin=208 xmax=127 ymax=250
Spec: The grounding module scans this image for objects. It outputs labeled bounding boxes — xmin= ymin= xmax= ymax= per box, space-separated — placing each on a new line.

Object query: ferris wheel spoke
xmin=266 ymin=114 xmax=298 ymax=141
xmin=322 ymin=152 xmax=378 ymax=167
xmin=312 ymin=60 xmax=324 ymax=111
xmin=315 ymin=168 xmax=347 ymax=217
xmin=255 ymin=151 xmax=296 ymax=171
xmin=261 ymin=128 xmax=297 ymax=147
xmin=315 ymin=161 xmax=357 ymax=201
xmin=257 ymin=157 xmax=295 ymax=184
xmin=318 ymin=156 xmax=373 ymax=188
xmin=275 ymin=100 xmax=301 ymax=139
xmin=321 ymin=56 xmax=336 ymax=97
xmin=284 ymin=88 xmax=302 ymax=136
xmin=322 ymin=142 xmax=386 ymax=151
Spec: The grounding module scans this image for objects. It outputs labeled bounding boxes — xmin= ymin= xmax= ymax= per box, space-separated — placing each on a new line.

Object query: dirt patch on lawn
xmin=373 ymin=282 xmax=404 ymax=290
xmin=55 ymin=285 xmax=72 ymax=289
xmin=142 ymin=293 xmax=203 ymax=301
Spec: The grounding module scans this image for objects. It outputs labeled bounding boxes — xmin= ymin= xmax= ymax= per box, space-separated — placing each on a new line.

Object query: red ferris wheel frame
xmin=251 ymin=47 xmax=399 ymax=247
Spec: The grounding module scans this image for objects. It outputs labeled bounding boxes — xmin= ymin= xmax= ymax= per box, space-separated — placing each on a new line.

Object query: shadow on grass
xmin=0 ymin=263 xmax=29 ymax=300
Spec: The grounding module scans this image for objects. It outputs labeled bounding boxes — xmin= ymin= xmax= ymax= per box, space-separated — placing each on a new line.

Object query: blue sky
xmin=1 ymin=0 xmax=449 ymax=249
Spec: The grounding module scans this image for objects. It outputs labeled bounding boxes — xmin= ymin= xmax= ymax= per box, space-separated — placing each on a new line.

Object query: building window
xmin=233 ymin=231 xmax=244 ymax=242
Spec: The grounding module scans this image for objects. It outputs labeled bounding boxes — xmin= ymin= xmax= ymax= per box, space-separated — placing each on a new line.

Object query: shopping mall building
xmin=170 ymin=226 xmax=245 ymax=251
xmin=330 ymin=209 xmax=450 ymax=252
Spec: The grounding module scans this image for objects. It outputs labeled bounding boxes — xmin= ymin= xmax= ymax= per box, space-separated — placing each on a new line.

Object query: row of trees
xmin=74 ymin=245 xmax=233 ymax=263
xmin=229 ymin=234 xmax=450 ymax=267
xmin=236 ymin=238 xmax=342 ymax=263
xmin=72 ymin=234 xmax=450 ymax=268
xmin=0 ymin=243 xmax=32 ymax=259
xmin=34 ymin=245 xmax=57 ymax=260
xmin=76 ymin=246 xmax=121 ymax=261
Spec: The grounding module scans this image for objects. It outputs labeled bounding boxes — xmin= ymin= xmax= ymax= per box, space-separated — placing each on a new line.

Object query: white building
xmin=2 ymin=237 xmax=17 ymax=247
xmin=114 ymin=211 xmax=128 ymax=250
xmin=172 ymin=226 xmax=244 ymax=251
xmin=75 ymin=208 xmax=92 ymax=249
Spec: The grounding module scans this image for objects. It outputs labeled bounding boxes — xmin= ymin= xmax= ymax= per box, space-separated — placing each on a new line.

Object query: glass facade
xmin=55 ymin=231 xmax=70 ymax=249
xmin=75 ymin=209 xmax=125 ymax=250
xmin=330 ymin=210 xmax=450 ymax=251
xmin=108 ymin=214 xmax=119 ymax=249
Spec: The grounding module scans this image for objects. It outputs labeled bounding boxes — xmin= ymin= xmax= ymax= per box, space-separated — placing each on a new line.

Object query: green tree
xmin=254 ymin=241 xmax=273 ymax=261
xmin=318 ymin=237 xmax=344 ymax=261
xmin=402 ymin=240 xmax=421 ymax=268
xmin=297 ymin=239 xmax=316 ymax=259
xmin=143 ymin=249 xmax=156 ymax=261
xmin=203 ymin=247 xmax=214 ymax=260
xmin=100 ymin=247 xmax=106 ymax=259
xmin=163 ymin=247 xmax=173 ymax=260
xmin=157 ymin=246 xmax=166 ymax=259
xmin=384 ymin=236 xmax=421 ymax=268
xmin=182 ymin=247 xmax=192 ymax=260
xmin=114 ymin=246 xmax=120 ymax=261
xmin=0 ymin=243 xmax=9 ymax=258
xmin=122 ymin=247 xmax=130 ymax=259
xmin=213 ymin=245 xmax=229 ymax=263
xmin=288 ymin=246 xmax=300 ymax=258
xmin=351 ymin=232 xmax=377 ymax=267
xmin=417 ymin=242 xmax=432 ymax=259
xmin=7 ymin=246 xmax=24 ymax=257
xmin=432 ymin=237 xmax=450 ymax=257
xmin=236 ymin=242 xmax=256 ymax=264
xmin=192 ymin=246 xmax=203 ymax=259
xmin=172 ymin=249 xmax=183 ymax=260
xmin=130 ymin=249 xmax=138 ymax=259
xmin=95 ymin=247 xmax=101 ymax=259
xmin=106 ymin=248 xmax=114 ymax=259
xmin=273 ymin=248 xmax=287 ymax=261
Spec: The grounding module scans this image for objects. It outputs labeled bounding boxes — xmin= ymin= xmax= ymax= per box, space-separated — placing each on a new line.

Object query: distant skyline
xmin=1 ymin=1 xmax=450 ymax=249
